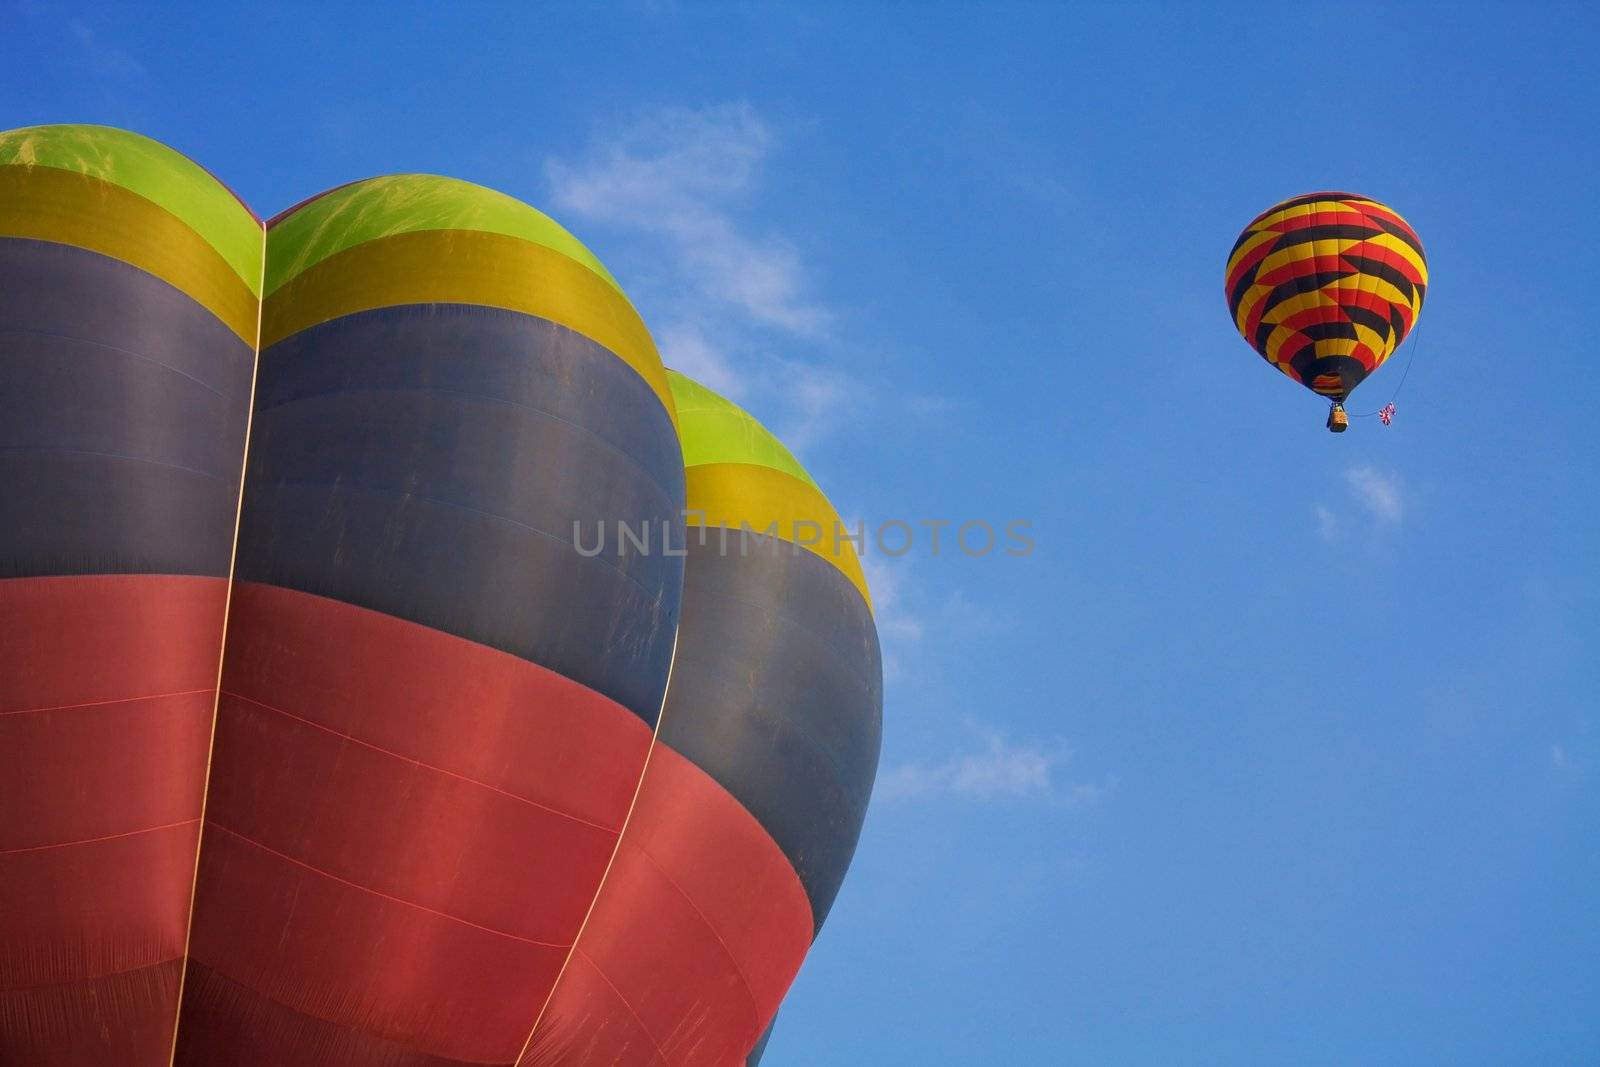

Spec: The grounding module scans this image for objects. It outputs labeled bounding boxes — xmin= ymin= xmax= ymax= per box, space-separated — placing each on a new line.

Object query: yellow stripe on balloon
xmin=0 ymin=165 xmax=260 ymax=342
xmin=1267 ymin=356 xmax=1300 ymax=380
xmin=1352 ymin=323 xmax=1391 ymax=357
xmin=1326 ymin=276 xmax=1416 ymax=314
xmin=1364 ymin=231 xmax=1429 ymax=282
xmin=1264 ymin=323 xmax=1326 ymax=368
xmin=261 ymin=228 xmax=676 ymax=428
xmin=685 ymin=461 xmax=871 ymax=612
xmin=1234 ymin=283 xmax=1273 ymax=333
xmin=1259 ymin=211 xmax=1425 ymax=287
xmin=1249 ymin=239 xmax=1364 ymax=280
xmin=1262 ymin=324 xmax=1297 ymax=366
xmin=1224 ymin=229 xmax=1278 ymax=281
xmin=1342 ymin=198 xmax=1398 ymax=218
xmin=1261 ymin=289 xmax=1339 ymax=324
xmin=1246 ymin=199 xmax=1356 ymax=231
xmin=1313 ymin=337 xmax=1361 ymax=358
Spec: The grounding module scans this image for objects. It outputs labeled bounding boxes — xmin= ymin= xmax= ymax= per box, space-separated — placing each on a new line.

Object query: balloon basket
xmin=1326 ymin=404 xmax=1349 ymax=433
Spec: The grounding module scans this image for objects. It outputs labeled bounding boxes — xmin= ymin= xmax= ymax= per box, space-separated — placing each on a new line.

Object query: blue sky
xmin=7 ymin=2 xmax=1598 ymax=1062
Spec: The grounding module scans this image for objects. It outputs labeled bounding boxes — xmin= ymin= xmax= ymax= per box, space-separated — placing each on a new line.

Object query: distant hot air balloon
xmin=1 ymin=125 xmax=881 ymax=1066
xmin=1225 ymin=192 xmax=1427 ymax=431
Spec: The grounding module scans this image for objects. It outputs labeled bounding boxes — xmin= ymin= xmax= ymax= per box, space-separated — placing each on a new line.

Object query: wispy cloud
xmin=1314 ymin=465 xmax=1406 ymax=540
xmin=774 ymin=357 xmax=853 ymax=451
xmin=1550 ymin=743 xmax=1587 ymax=778
xmin=1345 ymin=465 xmax=1404 ymax=524
xmin=878 ymin=727 xmax=1110 ymax=805
xmin=1314 ymin=503 xmax=1339 ymax=543
xmin=547 ymin=103 xmax=829 ymax=335
xmin=860 ymin=556 xmax=924 ymax=683
xmin=652 ymin=320 xmax=744 ymax=398
xmin=545 ymin=102 xmax=848 ymax=444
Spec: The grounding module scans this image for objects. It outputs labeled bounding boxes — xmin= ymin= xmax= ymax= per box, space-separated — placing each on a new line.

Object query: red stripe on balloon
xmin=0 ymin=574 xmax=224 ymax=1066
xmin=0 ymin=959 xmax=186 ymax=1066
xmin=523 ymin=743 xmax=813 ymax=1067
xmin=182 ymin=826 xmax=566 ymax=1064
xmin=0 ymin=574 xmax=228 ymax=716
xmin=1242 ymin=288 xmax=1274 ymax=344
xmin=0 ymin=822 xmax=199 ymax=993
xmin=1245 ymin=191 xmax=1360 ymax=227
xmin=1339 ymin=287 xmax=1398 ymax=317
xmin=1276 ymin=333 xmax=1314 ymax=371
xmin=175 ymin=582 xmax=653 ymax=1064
xmin=1343 ymin=239 xmax=1426 ymax=285
xmin=1252 ymin=252 xmax=1353 ymax=289
xmin=1352 ymin=200 xmax=1424 ymax=245
xmin=215 ymin=583 xmax=650 ymax=830
xmin=1276 ymin=306 xmax=1344 ymax=334
xmin=173 ymin=961 xmax=481 ymax=1067
xmin=1266 ymin=208 xmax=1378 ymax=234
xmin=1224 ymin=236 xmax=1277 ymax=296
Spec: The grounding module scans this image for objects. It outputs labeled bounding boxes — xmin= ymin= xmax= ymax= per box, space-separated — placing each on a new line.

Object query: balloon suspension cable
xmin=1351 ymin=318 xmax=1426 ymax=423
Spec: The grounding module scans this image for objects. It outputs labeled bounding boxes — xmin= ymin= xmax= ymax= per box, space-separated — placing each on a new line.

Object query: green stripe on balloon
xmin=667 ymin=370 xmax=819 ymax=489
xmin=264 ymin=173 xmax=623 ymax=297
xmin=0 ymin=124 xmax=263 ymax=294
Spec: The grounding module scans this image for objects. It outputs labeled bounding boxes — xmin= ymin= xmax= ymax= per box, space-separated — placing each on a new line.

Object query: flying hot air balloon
xmin=1225 ymin=192 xmax=1428 ymax=431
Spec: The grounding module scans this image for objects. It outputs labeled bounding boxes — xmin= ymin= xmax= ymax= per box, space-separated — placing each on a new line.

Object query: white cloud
xmin=1314 ymin=466 xmax=1406 ymax=540
xmin=1550 ymin=743 xmax=1585 ymax=777
xmin=856 ymin=561 xmax=1007 ymax=685
xmin=654 ymin=321 xmax=746 ymax=399
xmin=1314 ymin=503 xmax=1338 ymax=542
xmin=860 ymin=556 xmax=923 ymax=682
xmin=544 ymin=103 xmax=857 ymax=456
xmin=546 ymin=102 xmax=827 ymax=335
xmin=1345 ymin=465 xmax=1404 ymax=524
xmin=878 ymin=729 xmax=1103 ymax=804
xmin=773 ymin=357 xmax=851 ymax=451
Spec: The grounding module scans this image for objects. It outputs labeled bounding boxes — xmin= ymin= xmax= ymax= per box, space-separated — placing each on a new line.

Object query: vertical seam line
xmin=511 ymin=620 xmax=681 ymax=1065
xmin=166 ymin=220 xmax=267 ymax=1066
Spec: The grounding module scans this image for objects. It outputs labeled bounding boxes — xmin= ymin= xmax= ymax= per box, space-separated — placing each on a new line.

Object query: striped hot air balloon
xmin=1 ymin=125 xmax=882 ymax=1066
xmin=527 ymin=371 xmax=882 ymax=1065
xmin=172 ymin=173 xmax=687 ymax=1065
xmin=1224 ymin=192 xmax=1428 ymax=431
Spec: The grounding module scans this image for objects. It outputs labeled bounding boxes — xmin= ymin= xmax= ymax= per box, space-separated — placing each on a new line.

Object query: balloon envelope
xmin=173 ymin=172 xmax=686 ymax=1065
xmin=1225 ymin=192 xmax=1427 ymax=402
xmin=1 ymin=126 xmax=880 ymax=1066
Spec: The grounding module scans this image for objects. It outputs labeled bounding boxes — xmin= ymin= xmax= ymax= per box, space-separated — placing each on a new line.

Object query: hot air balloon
xmin=1225 ymin=192 xmax=1428 ymax=431
xmin=526 ymin=371 xmax=882 ymax=1065
xmin=0 ymin=124 xmax=262 ymax=1065
xmin=173 ymin=173 xmax=687 ymax=1065
xmin=1 ymin=125 xmax=882 ymax=1066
